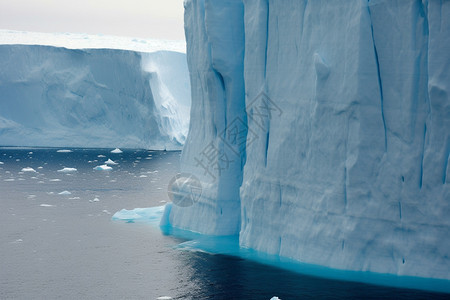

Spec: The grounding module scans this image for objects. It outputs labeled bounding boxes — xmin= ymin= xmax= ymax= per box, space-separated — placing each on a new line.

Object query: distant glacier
xmin=166 ymin=0 xmax=450 ymax=280
xmin=0 ymin=31 xmax=190 ymax=150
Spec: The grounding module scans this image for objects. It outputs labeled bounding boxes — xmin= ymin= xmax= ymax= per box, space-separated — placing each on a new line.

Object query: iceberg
xmin=0 ymin=36 xmax=190 ymax=150
xmin=166 ymin=0 xmax=450 ymax=281
xmin=93 ymin=164 xmax=113 ymax=171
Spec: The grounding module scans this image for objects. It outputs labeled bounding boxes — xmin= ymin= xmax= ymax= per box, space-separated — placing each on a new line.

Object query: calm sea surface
xmin=0 ymin=148 xmax=448 ymax=299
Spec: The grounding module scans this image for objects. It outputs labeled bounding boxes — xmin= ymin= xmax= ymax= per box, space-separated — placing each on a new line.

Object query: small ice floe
xmin=18 ymin=178 xmax=25 ymax=181
xmin=157 ymin=297 xmax=173 ymax=300
xmin=28 ymin=152 xmax=33 ymax=154
xmin=4 ymin=178 xmax=15 ymax=182
xmin=21 ymin=167 xmax=36 ymax=172
xmin=139 ymin=175 xmax=147 ymax=178
xmin=104 ymin=159 xmax=118 ymax=165
xmin=97 ymin=155 xmax=106 ymax=158
xmin=58 ymin=191 xmax=71 ymax=195
xmin=57 ymin=167 xmax=77 ymax=173
xmin=49 ymin=179 xmax=61 ymax=182
xmin=270 ymin=297 xmax=281 ymax=300
xmin=102 ymin=210 xmax=111 ymax=215
xmin=93 ymin=164 xmax=112 ymax=171
xmin=89 ymin=197 xmax=100 ymax=203
xmin=69 ymin=197 xmax=80 ymax=200
xmin=0 ymin=162 xmax=4 ymax=164
xmin=159 ymin=200 xmax=167 ymax=203
xmin=47 ymin=192 xmax=55 ymax=195
xmin=40 ymin=204 xmax=54 ymax=207
xmin=12 ymin=239 xmax=23 ymax=243
xmin=16 ymin=159 xmax=20 ymax=161
xmin=111 ymin=148 xmax=123 ymax=154
xmin=57 ymin=149 xmax=72 ymax=153
xmin=27 ymin=195 xmax=36 ymax=199
xmin=38 ymin=166 xmax=43 ymax=169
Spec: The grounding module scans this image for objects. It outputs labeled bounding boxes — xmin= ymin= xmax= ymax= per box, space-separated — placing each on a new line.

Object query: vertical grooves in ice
xmin=368 ymin=5 xmax=388 ymax=153
xmin=420 ymin=123 xmax=427 ymax=189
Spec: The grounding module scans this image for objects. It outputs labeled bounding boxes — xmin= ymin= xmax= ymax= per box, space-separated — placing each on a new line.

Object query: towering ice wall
xmin=0 ymin=45 xmax=190 ymax=149
xmin=168 ymin=0 xmax=246 ymax=234
xmin=167 ymin=0 xmax=450 ymax=279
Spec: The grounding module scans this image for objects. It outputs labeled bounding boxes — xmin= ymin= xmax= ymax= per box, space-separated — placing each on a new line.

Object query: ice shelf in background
xmin=0 ymin=30 xmax=186 ymax=53
xmin=0 ymin=39 xmax=190 ymax=149
xmin=165 ymin=0 xmax=450 ymax=281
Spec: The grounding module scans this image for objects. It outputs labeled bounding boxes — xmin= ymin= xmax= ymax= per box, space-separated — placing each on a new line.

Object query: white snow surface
xmin=0 ymin=30 xmax=186 ymax=53
xmin=166 ymin=0 xmax=450 ymax=280
xmin=0 ymin=31 xmax=190 ymax=150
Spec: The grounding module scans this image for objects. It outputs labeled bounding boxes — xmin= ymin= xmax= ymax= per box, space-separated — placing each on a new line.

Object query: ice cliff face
xmin=167 ymin=0 xmax=450 ymax=280
xmin=0 ymin=44 xmax=190 ymax=149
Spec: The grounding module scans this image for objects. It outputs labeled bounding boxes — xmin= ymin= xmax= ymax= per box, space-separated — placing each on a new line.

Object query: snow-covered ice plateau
xmin=0 ymin=31 xmax=190 ymax=150
xmin=165 ymin=0 xmax=450 ymax=280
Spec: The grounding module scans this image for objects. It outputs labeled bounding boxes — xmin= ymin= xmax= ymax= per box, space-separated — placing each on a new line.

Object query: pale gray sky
xmin=0 ymin=0 xmax=185 ymax=40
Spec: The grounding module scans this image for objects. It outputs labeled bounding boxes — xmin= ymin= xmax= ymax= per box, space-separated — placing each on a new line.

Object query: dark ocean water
xmin=0 ymin=148 xmax=448 ymax=299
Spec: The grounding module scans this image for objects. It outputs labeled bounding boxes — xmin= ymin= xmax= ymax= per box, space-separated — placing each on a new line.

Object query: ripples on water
xmin=0 ymin=148 xmax=448 ymax=299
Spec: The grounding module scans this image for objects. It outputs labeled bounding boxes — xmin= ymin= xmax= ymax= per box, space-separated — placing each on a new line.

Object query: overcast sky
xmin=0 ymin=0 xmax=185 ymax=40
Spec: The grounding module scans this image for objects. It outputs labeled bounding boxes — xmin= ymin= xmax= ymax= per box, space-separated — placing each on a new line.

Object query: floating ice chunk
xmin=93 ymin=164 xmax=112 ymax=171
xmin=12 ymin=239 xmax=23 ymax=243
xmin=104 ymin=159 xmax=118 ymax=165
xmin=38 ymin=166 xmax=43 ymax=169
xmin=139 ymin=175 xmax=147 ymax=178
xmin=112 ymin=206 xmax=166 ymax=224
xmin=58 ymin=191 xmax=71 ymax=195
xmin=270 ymin=297 xmax=281 ymax=300
xmin=97 ymin=155 xmax=106 ymax=158
xmin=0 ymin=162 xmax=4 ymax=164
xmin=27 ymin=195 xmax=36 ymax=199
xmin=40 ymin=204 xmax=54 ymax=207
xmin=57 ymin=167 xmax=77 ymax=173
xmin=89 ymin=197 xmax=100 ymax=203
xmin=111 ymin=148 xmax=123 ymax=154
xmin=156 ymin=297 xmax=173 ymax=300
xmin=57 ymin=149 xmax=72 ymax=153
xmin=49 ymin=179 xmax=61 ymax=182
xmin=4 ymin=178 xmax=15 ymax=181
xmin=21 ymin=167 xmax=36 ymax=172
xmin=69 ymin=197 xmax=80 ymax=200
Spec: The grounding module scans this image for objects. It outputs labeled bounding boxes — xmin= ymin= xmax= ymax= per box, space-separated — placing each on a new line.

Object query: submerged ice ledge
xmin=112 ymin=204 xmax=450 ymax=293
